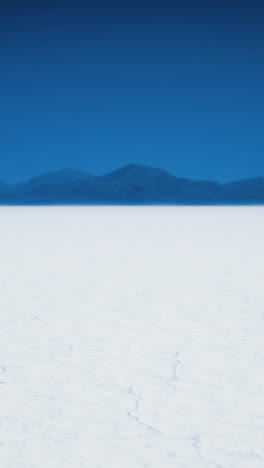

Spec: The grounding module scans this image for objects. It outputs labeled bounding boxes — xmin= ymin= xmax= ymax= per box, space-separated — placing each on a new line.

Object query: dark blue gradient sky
xmin=1 ymin=0 xmax=264 ymax=182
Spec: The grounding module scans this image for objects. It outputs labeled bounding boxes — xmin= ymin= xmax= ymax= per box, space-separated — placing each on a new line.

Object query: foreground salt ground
xmin=1 ymin=207 xmax=264 ymax=468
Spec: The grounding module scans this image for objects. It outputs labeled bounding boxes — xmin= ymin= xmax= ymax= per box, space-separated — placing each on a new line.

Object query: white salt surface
xmin=0 ymin=206 xmax=264 ymax=468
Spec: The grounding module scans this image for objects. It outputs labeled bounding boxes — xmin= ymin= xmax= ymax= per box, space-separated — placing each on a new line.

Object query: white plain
xmin=0 ymin=206 xmax=264 ymax=468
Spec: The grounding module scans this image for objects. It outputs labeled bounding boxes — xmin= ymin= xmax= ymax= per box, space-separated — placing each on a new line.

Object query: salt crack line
xmin=190 ymin=433 xmax=223 ymax=468
xmin=167 ymin=352 xmax=181 ymax=390
xmin=191 ymin=433 xmax=203 ymax=461
xmin=127 ymin=386 xmax=163 ymax=436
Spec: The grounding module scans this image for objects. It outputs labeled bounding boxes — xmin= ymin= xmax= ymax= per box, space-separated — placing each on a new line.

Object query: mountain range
xmin=1 ymin=164 xmax=264 ymax=204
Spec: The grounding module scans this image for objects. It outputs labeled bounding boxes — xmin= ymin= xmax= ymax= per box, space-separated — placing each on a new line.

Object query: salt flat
xmin=0 ymin=206 xmax=264 ymax=468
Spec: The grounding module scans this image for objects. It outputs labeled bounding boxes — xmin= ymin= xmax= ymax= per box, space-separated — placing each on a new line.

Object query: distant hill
xmin=224 ymin=177 xmax=264 ymax=202
xmin=0 ymin=164 xmax=264 ymax=204
xmin=0 ymin=181 xmax=6 ymax=192
xmin=27 ymin=168 xmax=92 ymax=187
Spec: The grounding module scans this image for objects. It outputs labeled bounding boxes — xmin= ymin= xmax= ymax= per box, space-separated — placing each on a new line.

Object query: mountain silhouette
xmin=224 ymin=177 xmax=264 ymax=202
xmin=27 ymin=168 xmax=92 ymax=187
xmin=0 ymin=164 xmax=263 ymax=204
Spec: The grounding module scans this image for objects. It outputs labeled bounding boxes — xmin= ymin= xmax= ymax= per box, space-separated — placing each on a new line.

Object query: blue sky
xmin=1 ymin=0 xmax=264 ymax=182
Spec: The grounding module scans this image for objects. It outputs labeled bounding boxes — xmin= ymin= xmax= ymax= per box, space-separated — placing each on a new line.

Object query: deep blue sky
xmin=1 ymin=0 xmax=264 ymax=182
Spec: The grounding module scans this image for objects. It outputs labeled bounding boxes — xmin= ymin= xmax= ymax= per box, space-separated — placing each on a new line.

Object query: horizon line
xmin=2 ymin=163 xmax=264 ymax=186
